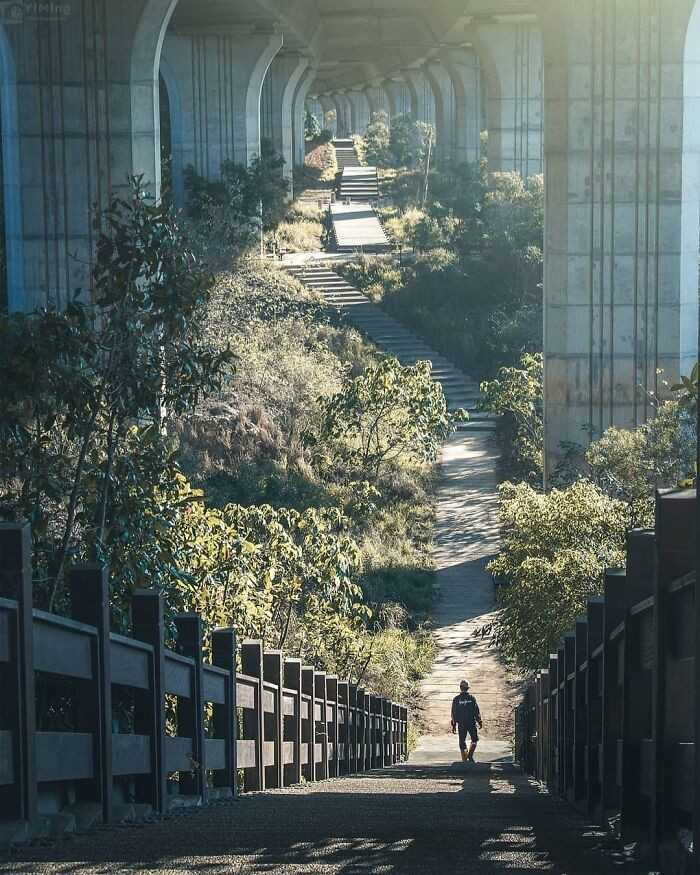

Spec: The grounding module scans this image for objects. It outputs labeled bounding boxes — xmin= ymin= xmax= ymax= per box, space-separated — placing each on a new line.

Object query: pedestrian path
xmin=328 ymin=202 xmax=390 ymax=252
xmin=332 ymin=137 xmax=360 ymax=170
xmin=339 ymin=165 xmax=379 ymax=202
xmin=4 ymin=759 xmax=618 ymax=873
xmin=286 ymin=260 xmax=517 ymax=756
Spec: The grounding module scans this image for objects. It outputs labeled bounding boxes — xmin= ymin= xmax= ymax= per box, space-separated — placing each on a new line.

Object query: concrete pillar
xmin=292 ymin=66 xmax=317 ymax=167
xmin=363 ymin=85 xmax=389 ymax=119
xmin=423 ymin=60 xmax=457 ymax=165
xmin=443 ymin=47 xmax=482 ymax=166
xmin=540 ymin=0 xmax=699 ymax=477
xmin=403 ymin=68 xmax=436 ymax=127
xmin=383 ymin=79 xmax=413 ymax=119
xmin=5 ymin=0 xmax=175 ymax=312
xmin=319 ymin=96 xmax=338 ymax=137
xmin=471 ymin=18 xmax=543 ymax=177
xmin=331 ymin=93 xmax=351 ymax=137
xmin=336 ymin=92 xmax=356 ymax=135
xmin=347 ymin=90 xmax=371 ymax=134
xmin=161 ymin=28 xmax=282 ymax=175
xmin=262 ymin=52 xmax=309 ymax=191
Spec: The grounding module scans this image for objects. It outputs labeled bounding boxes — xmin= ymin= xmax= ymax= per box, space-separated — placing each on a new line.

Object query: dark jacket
xmin=451 ymin=692 xmax=481 ymax=727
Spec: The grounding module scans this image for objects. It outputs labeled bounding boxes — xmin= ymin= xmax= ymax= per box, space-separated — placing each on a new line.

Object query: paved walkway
xmin=417 ymin=431 xmax=521 ymax=752
xmin=3 ymin=761 xmax=617 ymax=874
xmin=330 ymin=202 xmax=390 ymax=252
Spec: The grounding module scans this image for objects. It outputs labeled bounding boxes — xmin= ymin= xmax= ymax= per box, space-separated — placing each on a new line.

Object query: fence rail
xmin=516 ymin=488 xmax=697 ymax=869
xmin=0 ymin=522 xmax=408 ymax=831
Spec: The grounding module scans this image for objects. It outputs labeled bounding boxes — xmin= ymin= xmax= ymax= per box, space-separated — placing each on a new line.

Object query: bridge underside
xmin=1 ymin=0 xmax=698 ymax=468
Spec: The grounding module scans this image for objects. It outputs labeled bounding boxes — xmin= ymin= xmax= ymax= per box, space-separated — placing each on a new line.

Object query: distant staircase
xmin=333 ymin=138 xmax=361 ymax=170
xmin=285 ymin=263 xmax=495 ymax=429
xmin=329 ymin=202 xmax=390 ymax=253
xmin=339 ymin=166 xmax=380 ymax=203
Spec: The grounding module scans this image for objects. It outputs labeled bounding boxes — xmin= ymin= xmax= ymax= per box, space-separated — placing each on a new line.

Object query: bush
xmin=486 ymin=480 xmax=630 ymax=671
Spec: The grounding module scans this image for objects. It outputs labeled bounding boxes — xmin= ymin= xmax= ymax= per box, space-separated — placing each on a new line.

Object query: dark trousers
xmin=457 ymin=723 xmax=479 ymax=751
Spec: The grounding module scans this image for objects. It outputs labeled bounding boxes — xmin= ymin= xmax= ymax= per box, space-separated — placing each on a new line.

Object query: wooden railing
xmin=0 ymin=522 xmax=408 ymax=828
xmin=515 ymin=488 xmax=696 ymax=868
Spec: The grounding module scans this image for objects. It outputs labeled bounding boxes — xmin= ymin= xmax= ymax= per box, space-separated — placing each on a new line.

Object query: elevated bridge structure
xmin=0 ymin=0 xmax=699 ymax=470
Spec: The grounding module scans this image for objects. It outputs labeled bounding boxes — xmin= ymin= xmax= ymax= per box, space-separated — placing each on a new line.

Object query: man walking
xmin=451 ymin=680 xmax=483 ymax=762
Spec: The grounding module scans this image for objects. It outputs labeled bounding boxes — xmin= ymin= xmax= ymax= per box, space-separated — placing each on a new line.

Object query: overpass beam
xmin=471 ymin=18 xmax=543 ymax=177
xmin=541 ymin=0 xmax=699 ymax=477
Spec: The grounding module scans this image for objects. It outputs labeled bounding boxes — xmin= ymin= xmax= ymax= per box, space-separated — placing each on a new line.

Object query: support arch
xmin=130 ymin=0 xmax=179 ymax=197
xmin=158 ymin=57 xmax=184 ymax=209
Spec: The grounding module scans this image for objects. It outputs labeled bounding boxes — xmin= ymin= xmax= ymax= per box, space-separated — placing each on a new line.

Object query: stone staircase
xmin=339 ymin=166 xmax=380 ymax=203
xmin=328 ymin=203 xmax=390 ymax=253
xmin=285 ymin=263 xmax=495 ymax=430
xmin=333 ymin=138 xmax=360 ymax=170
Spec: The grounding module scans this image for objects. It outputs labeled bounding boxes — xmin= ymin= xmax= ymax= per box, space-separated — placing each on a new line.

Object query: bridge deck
xmin=4 ymin=756 xmax=618 ymax=873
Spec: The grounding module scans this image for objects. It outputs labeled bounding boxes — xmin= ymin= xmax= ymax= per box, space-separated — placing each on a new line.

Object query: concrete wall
xmin=541 ymin=0 xmax=699 ymax=476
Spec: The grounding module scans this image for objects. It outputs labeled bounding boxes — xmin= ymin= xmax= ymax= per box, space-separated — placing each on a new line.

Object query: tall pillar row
xmin=292 ymin=66 xmax=317 ymax=167
xmin=423 ymin=60 xmax=458 ymax=165
xmin=470 ymin=18 xmax=544 ymax=178
xmin=541 ymin=0 xmax=699 ymax=475
xmin=336 ymin=92 xmax=355 ymax=136
xmin=260 ymin=52 xmax=309 ymax=194
xmin=318 ymin=96 xmax=338 ymax=137
xmin=3 ymin=0 xmax=176 ymax=313
xmin=347 ymin=90 xmax=372 ymax=134
xmin=363 ymin=85 xmax=389 ymax=119
xmin=442 ymin=48 xmax=482 ymax=166
xmin=402 ymin=68 xmax=436 ymax=129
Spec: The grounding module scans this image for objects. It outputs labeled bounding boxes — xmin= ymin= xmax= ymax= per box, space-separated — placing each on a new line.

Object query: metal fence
xmin=515 ymin=488 xmax=696 ymax=868
xmin=0 ymin=521 xmax=408 ymax=829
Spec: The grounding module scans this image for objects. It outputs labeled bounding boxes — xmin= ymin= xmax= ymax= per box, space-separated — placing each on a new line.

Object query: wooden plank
xmin=112 ymin=734 xmax=151 ymax=776
xmin=33 ymin=615 xmax=93 ymax=680
xmin=236 ymin=681 xmax=256 ymax=710
xmin=35 ymin=731 xmax=94 ymax=782
xmin=205 ymin=738 xmax=226 ymax=771
xmin=164 ymin=735 xmax=194 ymax=773
xmin=0 ymin=730 xmax=14 ymax=785
xmin=202 ymin=667 xmax=227 ymax=705
xmin=164 ymin=653 xmax=193 ymax=698
xmin=110 ymin=637 xmax=150 ymax=690
xmin=237 ymin=739 xmax=256 ymax=769
xmin=263 ymin=741 xmax=275 ymax=766
xmin=0 ymin=610 xmax=10 ymax=662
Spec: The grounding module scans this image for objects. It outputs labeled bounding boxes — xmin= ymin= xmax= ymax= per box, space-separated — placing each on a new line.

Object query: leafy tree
xmin=305 ymin=109 xmax=322 ymax=141
xmin=0 ymin=180 xmax=231 ymax=609
xmin=317 ymin=357 xmax=462 ymax=476
xmin=479 ymin=353 xmax=544 ymax=481
xmin=363 ymin=111 xmax=391 ymax=167
xmin=388 ymin=115 xmax=433 ymax=168
xmin=485 ymin=480 xmax=630 ymax=671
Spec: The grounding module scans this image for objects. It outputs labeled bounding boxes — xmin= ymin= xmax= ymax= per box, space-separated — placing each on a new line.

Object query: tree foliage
xmin=318 ymin=357 xmax=462 ymax=476
xmin=363 ymin=111 xmax=392 ymax=166
xmin=486 ymin=480 xmax=630 ymax=671
xmin=0 ymin=180 xmax=231 ymax=609
xmin=479 ymin=353 xmax=544 ymax=481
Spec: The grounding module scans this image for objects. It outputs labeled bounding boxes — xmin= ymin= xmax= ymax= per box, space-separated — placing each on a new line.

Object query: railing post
xmin=284 ymin=658 xmax=302 ymax=785
xmin=263 ymin=650 xmax=284 ymax=788
xmin=174 ymin=614 xmax=206 ymax=801
xmin=241 ymin=640 xmax=264 ymax=791
xmin=0 ymin=522 xmax=37 ymax=827
xmin=212 ymin=627 xmax=237 ymax=797
xmin=327 ymin=676 xmax=338 ymax=778
xmin=348 ymin=685 xmax=358 ymax=774
xmin=314 ymin=671 xmax=328 ymax=779
xmin=338 ymin=680 xmax=349 ymax=774
xmin=69 ymin=565 xmax=113 ymax=824
xmin=302 ymin=666 xmax=316 ymax=781
xmin=132 ymin=589 xmax=167 ymax=813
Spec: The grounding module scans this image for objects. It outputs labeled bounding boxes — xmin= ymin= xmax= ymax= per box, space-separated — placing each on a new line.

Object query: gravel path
xmin=3 ymin=758 xmax=618 ymax=874
xmin=419 ymin=431 xmax=521 ymax=744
